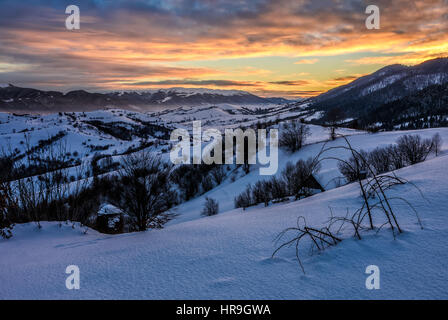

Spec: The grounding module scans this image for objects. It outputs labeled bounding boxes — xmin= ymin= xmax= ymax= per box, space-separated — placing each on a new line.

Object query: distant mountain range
xmin=0 ymin=86 xmax=296 ymax=113
xmin=1 ymin=57 xmax=447 ymax=131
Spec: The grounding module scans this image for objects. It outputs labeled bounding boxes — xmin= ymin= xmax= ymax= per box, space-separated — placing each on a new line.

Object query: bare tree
xmin=279 ymin=121 xmax=311 ymax=152
xmin=337 ymin=150 xmax=370 ymax=182
xmin=368 ymin=147 xmax=392 ymax=175
xmin=269 ymin=176 xmax=288 ymax=200
xmin=210 ymin=166 xmax=226 ymax=185
xmin=326 ymin=107 xmax=345 ymax=141
xmin=252 ymin=180 xmax=272 ymax=207
xmin=0 ymin=181 xmax=16 ymax=239
xmin=396 ymin=134 xmax=432 ymax=165
xmin=432 ymin=133 xmax=442 ymax=156
xmin=234 ymin=184 xmax=253 ymax=210
xmin=386 ymin=145 xmax=406 ymax=170
xmin=111 ymin=151 xmax=176 ymax=231
xmin=282 ymin=158 xmax=321 ymax=199
xmin=202 ymin=197 xmax=219 ymax=216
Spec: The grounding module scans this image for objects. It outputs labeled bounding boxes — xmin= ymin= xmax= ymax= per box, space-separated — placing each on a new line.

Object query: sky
xmin=0 ymin=0 xmax=447 ymax=98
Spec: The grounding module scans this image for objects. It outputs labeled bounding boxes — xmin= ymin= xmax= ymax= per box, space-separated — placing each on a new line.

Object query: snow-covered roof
xmin=98 ymin=204 xmax=122 ymax=216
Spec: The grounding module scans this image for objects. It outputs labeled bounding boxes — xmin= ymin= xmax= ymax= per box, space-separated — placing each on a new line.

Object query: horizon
xmin=0 ymin=58 xmax=411 ymax=99
xmin=3 ymin=55 xmax=446 ymax=100
xmin=0 ymin=1 xmax=447 ymax=98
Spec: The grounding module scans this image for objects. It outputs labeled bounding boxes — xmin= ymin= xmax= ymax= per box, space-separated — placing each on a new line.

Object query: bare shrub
xmin=272 ymin=216 xmax=342 ymax=273
xmin=0 ymin=182 xmax=15 ymax=239
xmin=282 ymin=158 xmax=321 ymax=199
xmin=170 ymin=164 xmax=211 ymax=201
xmin=11 ymin=138 xmax=72 ymax=227
xmin=279 ymin=121 xmax=310 ymax=152
xmin=252 ymin=180 xmax=272 ymax=207
xmin=269 ymin=176 xmax=288 ymax=200
xmin=210 ymin=166 xmax=226 ymax=185
xmin=202 ymin=197 xmax=219 ymax=216
xmin=368 ymin=147 xmax=392 ymax=175
xmin=275 ymin=136 xmax=425 ymax=273
xmin=326 ymin=107 xmax=345 ymax=141
xmin=234 ymin=184 xmax=253 ymax=210
xmin=200 ymin=176 xmax=214 ymax=193
xmin=170 ymin=165 xmax=200 ymax=201
xmin=386 ymin=145 xmax=406 ymax=170
xmin=337 ymin=149 xmax=369 ymax=183
xmin=235 ymin=157 xmax=320 ymax=208
xmin=431 ymin=133 xmax=442 ymax=156
xmin=110 ymin=151 xmax=176 ymax=231
xmin=396 ymin=134 xmax=432 ymax=165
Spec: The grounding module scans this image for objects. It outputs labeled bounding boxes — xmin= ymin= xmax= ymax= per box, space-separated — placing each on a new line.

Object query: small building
xmin=96 ymin=204 xmax=124 ymax=234
xmin=305 ymin=174 xmax=325 ymax=192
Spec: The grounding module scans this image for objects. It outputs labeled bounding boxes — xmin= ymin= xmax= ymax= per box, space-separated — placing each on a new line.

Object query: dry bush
xmin=202 ymin=197 xmax=219 ymax=216
xmin=110 ymin=151 xmax=176 ymax=231
xmin=431 ymin=133 xmax=442 ymax=156
xmin=269 ymin=176 xmax=288 ymax=201
xmin=282 ymin=158 xmax=321 ymax=199
xmin=368 ymin=147 xmax=395 ymax=175
xmin=210 ymin=166 xmax=226 ymax=185
xmin=234 ymin=185 xmax=253 ymax=210
xmin=252 ymin=180 xmax=272 ymax=207
xmin=279 ymin=121 xmax=311 ymax=152
xmin=272 ymin=216 xmax=342 ymax=274
xmin=0 ymin=182 xmax=15 ymax=239
xmin=274 ymin=136 xmax=425 ymax=273
xmin=337 ymin=149 xmax=370 ymax=183
xmin=396 ymin=134 xmax=433 ymax=165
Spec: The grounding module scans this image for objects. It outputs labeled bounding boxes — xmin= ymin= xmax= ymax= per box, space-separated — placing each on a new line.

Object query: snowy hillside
xmin=0 ymin=104 xmax=334 ymax=163
xmin=168 ymin=127 xmax=448 ymax=225
xmin=1 ymin=103 xmax=448 ymax=300
xmin=1 ymin=138 xmax=447 ymax=299
xmin=298 ymin=58 xmax=448 ymax=130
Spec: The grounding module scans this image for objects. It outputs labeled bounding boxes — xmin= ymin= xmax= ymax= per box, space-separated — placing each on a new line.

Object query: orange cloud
xmin=294 ymin=59 xmax=319 ymax=65
xmin=0 ymin=0 xmax=447 ymax=97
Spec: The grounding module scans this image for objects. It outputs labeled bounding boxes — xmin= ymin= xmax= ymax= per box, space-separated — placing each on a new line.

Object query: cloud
xmin=123 ymin=79 xmax=262 ymax=87
xmin=269 ymin=80 xmax=310 ymax=86
xmin=254 ymin=89 xmax=324 ymax=98
xmin=0 ymin=0 xmax=447 ymax=95
xmin=294 ymin=59 xmax=319 ymax=65
xmin=322 ymin=74 xmax=366 ymax=87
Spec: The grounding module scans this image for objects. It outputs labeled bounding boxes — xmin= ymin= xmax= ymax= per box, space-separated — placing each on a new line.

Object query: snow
xmin=98 ymin=204 xmax=122 ymax=216
xmin=112 ymin=87 xmax=249 ymax=97
xmin=169 ymin=127 xmax=448 ymax=225
xmin=1 ymin=126 xmax=448 ymax=299
xmin=304 ymin=111 xmax=324 ymax=121
xmin=0 ymin=105 xmax=447 ymax=300
xmin=154 ymin=87 xmax=247 ymax=96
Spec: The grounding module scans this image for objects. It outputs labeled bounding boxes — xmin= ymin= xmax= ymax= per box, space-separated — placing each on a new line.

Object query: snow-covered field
xmin=1 ymin=151 xmax=447 ymax=299
xmin=1 ymin=107 xmax=448 ymax=300
xmin=171 ymin=127 xmax=448 ymax=225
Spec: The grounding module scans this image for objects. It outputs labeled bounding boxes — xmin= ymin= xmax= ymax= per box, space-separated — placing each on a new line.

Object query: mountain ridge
xmin=309 ymin=57 xmax=448 ymax=126
xmin=0 ymin=85 xmax=291 ymax=113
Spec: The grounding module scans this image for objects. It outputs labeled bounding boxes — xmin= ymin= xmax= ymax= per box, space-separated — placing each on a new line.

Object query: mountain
xmin=0 ymin=85 xmax=112 ymax=113
xmin=358 ymin=83 xmax=448 ymax=130
xmin=310 ymin=57 xmax=448 ymax=124
xmin=0 ymin=86 xmax=282 ymax=113
xmin=263 ymin=97 xmax=302 ymax=104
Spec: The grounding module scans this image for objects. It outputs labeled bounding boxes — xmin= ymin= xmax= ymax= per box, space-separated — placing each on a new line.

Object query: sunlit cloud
xmin=0 ymin=0 xmax=446 ymax=96
xmin=294 ymin=59 xmax=319 ymax=65
xmin=269 ymin=80 xmax=310 ymax=86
